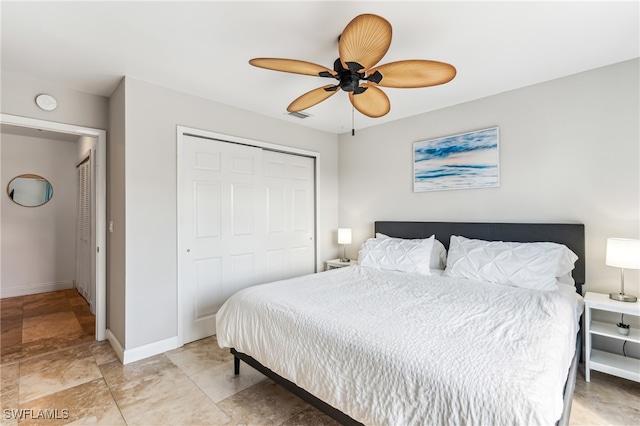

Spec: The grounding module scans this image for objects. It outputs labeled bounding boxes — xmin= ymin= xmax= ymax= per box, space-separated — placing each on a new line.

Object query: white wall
xmin=1 ymin=133 xmax=78 ymax=297
xmin=108 ymin=79 xmax=127 ymax=347
xmin=77 ymin=135 xmax=97 ymax=162
xmin=338 ymin=59 xmax=640 ymax=298
xmin=110 ymin=77 xmax=339 ymax=355
xmin=1 ymin=72 xmax=110 ymax=130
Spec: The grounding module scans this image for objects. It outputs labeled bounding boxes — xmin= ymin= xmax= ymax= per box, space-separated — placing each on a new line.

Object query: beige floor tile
xmin=281 ymin=406 xmax=342 ymax=426
xmin=7 ymin=336 xmax=95 ymax=366
xmin=21 ymin=293 xmax=68 ymax=318
xmin=1 ymin=289 xmax=95 ymax=365
xmin=18 ymin=345 xmax=93 ymax=376
xmin=0 ymin=296 xmax=24 ymax=311
xmin=19 ymin=354 xmax=102 ymax=403
xmin=1 ymin=364 xmax=20 ymax=426
xmin=110 ymin=366 xmax=231 ymax=425
xmin=66 ymin=295 xmax=88 ymax=308
xmin=0 ymin=411 xmax=18 ymax=426
xmin=165 ymin=335 xmax=233 ymax=376
xmin=21 ymin=312 xmax=82 ymax=344
xmin=190 ymin=359 xmax=268 ymax=403
xmin=99 ymin=353 xmax=175 ymax=388
xmin=1 ymin=363 xmax=20 ymax=395
xmin=63 ymin=409 xmax=126 ymax=426
xmin=17 ymin=378 xmax=124 ymax=426
xmin=217 ymin=379 xmax=309 ymax=425
xmin=88 ymin=341 xmax=118 ymax=366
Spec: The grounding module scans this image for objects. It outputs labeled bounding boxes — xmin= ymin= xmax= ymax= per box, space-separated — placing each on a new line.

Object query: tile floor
xmin=1 ymin=290 xmax=95 ymax=364
xmin=1 ymin=290 xmax=639 ymax=425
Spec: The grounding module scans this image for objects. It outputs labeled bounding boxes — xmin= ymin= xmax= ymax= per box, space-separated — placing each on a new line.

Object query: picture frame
xmin=413 ymin=127 xmax=500 ymax=192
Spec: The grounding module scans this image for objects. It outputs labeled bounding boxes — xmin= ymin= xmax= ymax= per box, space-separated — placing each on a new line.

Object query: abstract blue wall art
xmin=413 ymin=127 xmax=500 ymax=192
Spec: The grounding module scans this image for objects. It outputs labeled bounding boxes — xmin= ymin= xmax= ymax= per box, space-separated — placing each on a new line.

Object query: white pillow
xmin=358 ymin=235 xmax=437 ymax=275
xmin=375 ymin=233 xmax=447 ymax=270
xmin=443 ymin=235 xmax=578 ymax=291
xmin=557 ymin=273 xmax=575 ymax=286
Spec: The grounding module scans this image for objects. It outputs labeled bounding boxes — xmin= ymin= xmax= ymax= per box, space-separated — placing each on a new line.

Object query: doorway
xmin=0 ymin=113 xmax=107 ymax=341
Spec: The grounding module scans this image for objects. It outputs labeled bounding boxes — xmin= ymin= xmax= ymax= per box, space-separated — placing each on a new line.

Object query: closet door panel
xmin=75 ymin=158 xmax=92 ymax=308
xmin=180 ymin=135 xmax=315 ymax=343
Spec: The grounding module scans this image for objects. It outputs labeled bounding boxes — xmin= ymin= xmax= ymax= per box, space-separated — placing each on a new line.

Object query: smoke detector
xmin=35 ymin=94 xmax=57 ymax=111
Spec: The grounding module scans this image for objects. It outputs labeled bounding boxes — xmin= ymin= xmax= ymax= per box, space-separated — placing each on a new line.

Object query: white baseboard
xmin=106 ymin=329 xmax=180 ymax=365
xmin=106 ymin=329 xmax=125 ymax=363
xmin=0 ymin=280 xmax=74 ymax=298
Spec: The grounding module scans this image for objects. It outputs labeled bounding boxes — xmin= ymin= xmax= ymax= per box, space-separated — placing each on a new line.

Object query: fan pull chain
xmin=352 ymin=107 xmax=355 ymax=136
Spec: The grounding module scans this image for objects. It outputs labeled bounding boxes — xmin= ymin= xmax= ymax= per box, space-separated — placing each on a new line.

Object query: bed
xmin=216 ymin=221 xmax=585 ymax=425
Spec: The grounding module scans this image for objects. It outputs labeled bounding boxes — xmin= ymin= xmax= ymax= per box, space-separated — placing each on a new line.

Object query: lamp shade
xmin=606 ymin=238 xmax=640 ymax=269
xmin=338 ymin=228 xmax=352 ymax=245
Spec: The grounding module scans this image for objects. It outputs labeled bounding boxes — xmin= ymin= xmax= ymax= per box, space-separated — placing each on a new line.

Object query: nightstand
xmin=584 ymin=292 xmax=640 ymax=382
xmin=325 ymin=259 xmax=354 ymax=270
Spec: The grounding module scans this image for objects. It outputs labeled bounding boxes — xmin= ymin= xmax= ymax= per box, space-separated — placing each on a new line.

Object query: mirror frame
xmin=7 ymin=173 xmax=54 ymax=207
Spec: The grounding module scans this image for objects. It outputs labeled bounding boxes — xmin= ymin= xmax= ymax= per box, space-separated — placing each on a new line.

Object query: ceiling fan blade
xmin=287 ymin=85 xmax=341 ymax=112
xmin=339 ymin=14 xmax=392 ymax=72
xmin=249 ymin=58 xmax=337 ymax=77
xmin=349 ymin=83 xmax=390 ymax=118
xmin=368 ymin=60 xmax=457 ymax=88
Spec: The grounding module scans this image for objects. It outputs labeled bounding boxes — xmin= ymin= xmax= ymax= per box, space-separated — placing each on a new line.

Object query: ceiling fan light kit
xmin=249 ymin=14 xmax=456 ymax=119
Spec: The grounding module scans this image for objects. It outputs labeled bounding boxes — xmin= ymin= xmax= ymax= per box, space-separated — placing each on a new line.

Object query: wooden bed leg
xmin=234 ymin=355 xmax=240 ymax=375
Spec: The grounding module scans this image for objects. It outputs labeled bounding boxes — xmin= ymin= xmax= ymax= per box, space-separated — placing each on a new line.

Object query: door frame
xmin=176 ymin=125 xmax=321 ymax=346
xmin=1 ymin=113 xmax=107 ymax=341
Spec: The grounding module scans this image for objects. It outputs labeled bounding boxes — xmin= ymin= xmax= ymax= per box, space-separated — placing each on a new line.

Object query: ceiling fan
xmin=249 ymin=14 xmax=456 ymax=119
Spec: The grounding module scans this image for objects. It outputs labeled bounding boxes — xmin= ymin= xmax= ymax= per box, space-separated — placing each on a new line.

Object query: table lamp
xmin=606 ymin=237 xmax=640 ymax=302
xmin=338 ymin=228 xmax=352 ymax=262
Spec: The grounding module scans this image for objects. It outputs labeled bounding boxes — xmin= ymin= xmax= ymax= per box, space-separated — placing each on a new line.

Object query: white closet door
xmin=179 ymin=135 xmax=316 ymax=344
xmin=76 ymin=158 xmax=92 ymax=309
xmin=263 ymin=150 xmax=315 ymax=282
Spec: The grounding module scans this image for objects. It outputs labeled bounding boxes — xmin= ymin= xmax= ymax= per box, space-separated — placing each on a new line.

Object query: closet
xmin=178 ymin=132 xmax=317 ymax=343
xmin=76 ymin=155 xmax=94 ymax=312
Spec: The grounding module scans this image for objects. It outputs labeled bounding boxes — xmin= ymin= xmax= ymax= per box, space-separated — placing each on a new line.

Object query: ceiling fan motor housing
xmin=330 ymin=59 xmax=381 ymax=94
xmin=334 ymin=58 xmax=362 ymax=92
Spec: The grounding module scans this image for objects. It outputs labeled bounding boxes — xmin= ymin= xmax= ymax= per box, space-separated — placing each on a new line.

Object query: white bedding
xmin=216 ymin=265 xmax=584 ymax=426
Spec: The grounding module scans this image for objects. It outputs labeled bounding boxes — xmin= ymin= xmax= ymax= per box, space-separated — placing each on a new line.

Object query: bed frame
xmin=230 ymin=221 xmax=585 ymax=426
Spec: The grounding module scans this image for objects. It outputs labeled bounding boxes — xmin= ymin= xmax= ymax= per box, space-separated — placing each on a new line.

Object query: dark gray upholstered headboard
xmin=374 ymin=221 xmax=585 ymax=294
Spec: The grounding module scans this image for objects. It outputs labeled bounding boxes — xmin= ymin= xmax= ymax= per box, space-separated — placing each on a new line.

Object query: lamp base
xmin=609 ymin=292 xmax=638 ymax=302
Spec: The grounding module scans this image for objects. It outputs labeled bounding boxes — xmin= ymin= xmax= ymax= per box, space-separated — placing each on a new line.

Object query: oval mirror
xmin=7 ymin=174 xmax=54 ymax=207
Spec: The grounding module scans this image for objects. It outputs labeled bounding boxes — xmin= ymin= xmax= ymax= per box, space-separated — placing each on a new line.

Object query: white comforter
xmin=216 ymin=265 xmax=584 ymax=426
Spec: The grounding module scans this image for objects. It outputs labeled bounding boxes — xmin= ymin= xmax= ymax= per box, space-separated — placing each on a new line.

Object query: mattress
xmin=216 ymin=264 xmax=584 ymax=425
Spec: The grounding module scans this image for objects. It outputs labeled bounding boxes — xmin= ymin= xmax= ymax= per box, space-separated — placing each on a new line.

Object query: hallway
xmin=1 ymin=289 xmax=95 ymax=364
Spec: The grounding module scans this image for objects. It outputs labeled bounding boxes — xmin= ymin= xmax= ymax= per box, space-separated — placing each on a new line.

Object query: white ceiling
xmin=2 ymin=1 xmax=638 ymax=135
